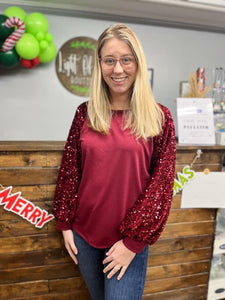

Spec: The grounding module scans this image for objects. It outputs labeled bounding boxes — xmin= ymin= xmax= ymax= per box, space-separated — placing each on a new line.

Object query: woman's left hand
xmin=103 ymin=240 xmax=136 ymax=280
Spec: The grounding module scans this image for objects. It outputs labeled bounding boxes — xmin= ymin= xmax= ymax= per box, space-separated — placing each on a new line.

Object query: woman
xmin=52 ymin=23 xmax=176 ymax=300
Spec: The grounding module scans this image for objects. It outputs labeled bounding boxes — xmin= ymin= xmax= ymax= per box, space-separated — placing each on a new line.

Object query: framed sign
xmin=180 ymin=81 xmax=191 ymax=97
xmin=55 ymin=36 xmax=97 ymax=97
xmin=177 ymin=97 xmax=215 ymax=145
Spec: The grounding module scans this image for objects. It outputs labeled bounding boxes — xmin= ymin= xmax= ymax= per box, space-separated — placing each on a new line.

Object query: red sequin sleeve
xmin=52 ymin=102 xmax=87 ymax=230
xmin=120 ymin=105 xmax=176 ymax=247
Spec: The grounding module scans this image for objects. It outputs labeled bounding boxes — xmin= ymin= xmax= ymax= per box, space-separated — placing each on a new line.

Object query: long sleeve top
xmin=52 ymin=101 xmax=176 ymax=253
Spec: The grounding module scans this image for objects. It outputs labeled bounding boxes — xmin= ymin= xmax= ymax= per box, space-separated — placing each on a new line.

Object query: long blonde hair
xmin=88 ymin=23 xmax=164 ymax=140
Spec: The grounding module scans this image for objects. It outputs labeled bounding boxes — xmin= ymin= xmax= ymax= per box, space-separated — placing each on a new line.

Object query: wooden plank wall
xmin=0 ymin=142 xmax=224 ymax=300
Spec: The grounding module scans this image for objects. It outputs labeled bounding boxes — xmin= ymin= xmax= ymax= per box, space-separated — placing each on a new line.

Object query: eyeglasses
xmin=100 ymin=55 xmax=136 ymax=68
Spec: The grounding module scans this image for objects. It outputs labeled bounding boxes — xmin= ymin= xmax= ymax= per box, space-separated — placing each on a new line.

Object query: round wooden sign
xmin=55 ymin=36 xmax=97 ymax=97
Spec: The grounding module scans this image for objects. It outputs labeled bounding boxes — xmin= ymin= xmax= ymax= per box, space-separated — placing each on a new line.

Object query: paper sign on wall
xmin=181 ymin=172 xmax=225 ymax=208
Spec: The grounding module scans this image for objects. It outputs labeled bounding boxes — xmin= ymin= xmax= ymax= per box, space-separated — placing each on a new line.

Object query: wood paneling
xmin=147 ymin=261 xmax=210 ymax=280
xmin=144 ymin=273 xmax=209 ymax=294
xmin=143 ymin=285 xmax=208 ymax=300
xmin=0 ymin=142 xmax=224 ymax=300
xmin=0 ymin=168 xmax=58 ymax=185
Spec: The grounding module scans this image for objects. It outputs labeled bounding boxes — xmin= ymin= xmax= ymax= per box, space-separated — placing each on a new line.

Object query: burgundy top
xmin=52 ymin=102 xmax=176 ymax=253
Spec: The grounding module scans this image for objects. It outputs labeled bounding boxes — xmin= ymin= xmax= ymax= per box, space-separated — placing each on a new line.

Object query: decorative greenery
xmin=70 ymin=41 xmax=96 ymax=50
xmin=71 ymin=85 xmax=90 ymax=94
xmin=183 ymin=72 xmax=212 ymax=98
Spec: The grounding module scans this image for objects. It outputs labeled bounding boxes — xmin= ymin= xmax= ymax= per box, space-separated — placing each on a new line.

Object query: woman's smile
xmin=111 ymin=76 xmax=128 ymax=83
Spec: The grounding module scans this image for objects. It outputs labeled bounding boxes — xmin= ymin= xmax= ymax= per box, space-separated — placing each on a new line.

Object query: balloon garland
xmin=0 ymin=6 xmax=57 ymax=69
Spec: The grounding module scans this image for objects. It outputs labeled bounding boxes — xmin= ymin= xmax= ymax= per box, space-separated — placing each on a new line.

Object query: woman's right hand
xmin=62 ymin=229 xmax=78 ymax=264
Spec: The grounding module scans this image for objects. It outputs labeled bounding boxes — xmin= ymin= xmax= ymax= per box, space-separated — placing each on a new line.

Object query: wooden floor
xmin=0 ymin=142 xmax=224 ymax=300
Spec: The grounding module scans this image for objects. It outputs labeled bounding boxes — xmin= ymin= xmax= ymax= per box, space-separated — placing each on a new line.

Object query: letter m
xmin=0 ymin=186 xmax=20 ymax=210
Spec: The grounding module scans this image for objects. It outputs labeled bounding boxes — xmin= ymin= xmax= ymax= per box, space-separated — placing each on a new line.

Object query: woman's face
xmin=100 ymin=37 xmax=138 ymax=101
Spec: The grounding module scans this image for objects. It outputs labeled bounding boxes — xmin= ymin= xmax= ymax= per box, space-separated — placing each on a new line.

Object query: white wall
xmin=1 ymin=8 xmax=225 ymax=140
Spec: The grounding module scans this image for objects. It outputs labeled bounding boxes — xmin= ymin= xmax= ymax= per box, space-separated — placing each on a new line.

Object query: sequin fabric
xmin=119 ymin=105 xmax=176 ymax=245
xmin=52 ymin=102 xmax=87 ymax=226
xmin=52 ymin=102 xmax=176 ymax=246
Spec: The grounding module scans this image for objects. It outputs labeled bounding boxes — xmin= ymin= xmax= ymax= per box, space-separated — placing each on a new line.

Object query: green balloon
xmin=45 ymin=32 xmax=53 ymax=42
xmin=39 ymin=42 xmax=56 ymax=63
xmin=4 ymin=6 xmax=27 ymax=21
xmin=0 ymin=15 xmax=14 ymax=41
xmin=25 ymin=13 xmax=49 ymax=36
xmin=40 ymin=40 xmax=48 ymax=50
xmin=15 ymin=33 xmax=40 ymax=60
xmin=36 ymin=31 xmax=44 ymax=41
xmin=0 ymin=41 xmax=19 ymax=67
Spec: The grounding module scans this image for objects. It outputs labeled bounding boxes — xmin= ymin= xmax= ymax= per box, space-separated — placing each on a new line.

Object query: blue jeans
xmin=73 ymin=230 xmax=148 ymax=300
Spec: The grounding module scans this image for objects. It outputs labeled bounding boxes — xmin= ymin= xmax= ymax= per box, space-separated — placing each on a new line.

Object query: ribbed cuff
xmin=123 ymin=237 xmax=147 ymax=254
xmin=57 ymin=220 xmax=72 ymax=231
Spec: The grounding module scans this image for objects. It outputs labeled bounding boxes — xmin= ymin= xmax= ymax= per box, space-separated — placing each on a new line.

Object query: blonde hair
xmin=88 ymin=23 xmax=164 ymax=140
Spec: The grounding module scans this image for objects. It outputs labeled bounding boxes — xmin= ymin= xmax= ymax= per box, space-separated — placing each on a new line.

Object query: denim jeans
xmin=73 ymin=230 xmax=148 ymax=300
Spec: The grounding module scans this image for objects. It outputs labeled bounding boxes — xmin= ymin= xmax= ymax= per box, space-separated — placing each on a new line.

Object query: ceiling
xmin=1 ymin=0 xmax=225 ymax=33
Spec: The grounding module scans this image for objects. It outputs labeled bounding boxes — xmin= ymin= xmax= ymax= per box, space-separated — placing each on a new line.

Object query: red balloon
xmin=20 ymin=58 xmax=32 ymax=68
xmin=20 ymin=57 xmax=40 ymax=69
xmin=32 ymin=57 xmax=40 ymax=66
